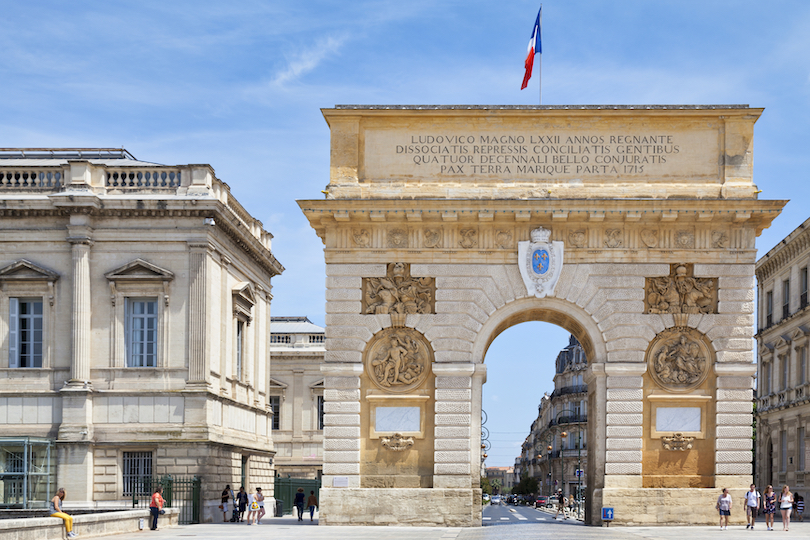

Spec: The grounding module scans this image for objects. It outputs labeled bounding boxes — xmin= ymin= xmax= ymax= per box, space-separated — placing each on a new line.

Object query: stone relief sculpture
xmin=423 ymin=228 xmax=442 ymax=248
xmin=365 ymin=328 xmax=432 ymax=393
xmin=661 ymin=433 xmax=695 ymax=451
xmin=645 ymin=263 xmax=718 ymax=314
xmin=641 ymin=229 xmax=658 ymax=248
xmin=568 ymin=230 xmax=586 ymax=248
xmin=459 ymin=228 xmax=477 ymax=248
xmin=381 ymin=433 xmax=415 ymax=451
xmin=494 ymin=230 xmax=512 ymax=249
xmin=712 ymin=231 xmax=729 ymax=248
xmin=522 ymin=188 xmax=550 ymax=199
xmin=353 ymin=229 xmax=371 ymax=247
xmin=362 ymin=262 xmax=435 ymax=316
xmin=604 ymin=229 xmax=623 ymax=248
xmin=387 ymin=229 xmax=409 ymax=248
xmin=675 ymin=230 xmax=695 ymax=249
xmin=647 ymin=327 xmax=711 ymax=392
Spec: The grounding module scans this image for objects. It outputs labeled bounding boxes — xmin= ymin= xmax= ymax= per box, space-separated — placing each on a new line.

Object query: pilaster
xmin=187 ymin=241 xmax=211 ymax=387
xmin=432 ymin=363 xmax=474 ymax=489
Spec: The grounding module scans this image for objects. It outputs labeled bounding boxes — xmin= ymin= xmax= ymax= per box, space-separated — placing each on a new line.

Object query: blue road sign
xmin=602 ymin=507 xmax=614 ymax=521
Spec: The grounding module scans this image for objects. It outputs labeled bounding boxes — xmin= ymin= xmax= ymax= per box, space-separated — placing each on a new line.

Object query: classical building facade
xmin=484 ymin=466 xmax=513 ymax=494
xmin=755 ymin=216 xmax=810 ymax=500
xmin=301 ymin=105 xmax=784 ymax=526
xmin=269 ymin=316 xmax=325 ymax=480
xmin=516 ymin=336 xmax=587 ymax=499
xmin=0 ymin=149 xmax=283 ymax=521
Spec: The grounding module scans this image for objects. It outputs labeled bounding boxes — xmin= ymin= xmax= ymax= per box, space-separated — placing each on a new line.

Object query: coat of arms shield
xmin=517 ymin=227 xmax=564 ymax=298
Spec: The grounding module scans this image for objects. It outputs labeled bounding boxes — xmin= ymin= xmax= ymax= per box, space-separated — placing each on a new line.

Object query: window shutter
xmin=9 ymin=298 xmax=19 ymax=368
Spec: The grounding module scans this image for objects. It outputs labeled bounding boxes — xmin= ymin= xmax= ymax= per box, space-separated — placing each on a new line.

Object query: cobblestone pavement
xmin=99 ymin=513 xmax=810 ymax=540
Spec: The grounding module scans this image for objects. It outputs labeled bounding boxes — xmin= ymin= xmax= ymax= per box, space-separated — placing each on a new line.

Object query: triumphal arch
xmin=299 ymin=105 xmax=785 ymax=526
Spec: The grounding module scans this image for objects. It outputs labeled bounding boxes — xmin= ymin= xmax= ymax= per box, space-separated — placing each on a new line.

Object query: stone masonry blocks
xmin=606 ymin=376 xmax=643 ymax=389
xmin=717 ymin=389 xmax=753 ymax=401
xmin=606 ymin=414 xmax=643 ymax=426
xmin=323 ymin=451 xmax=361 ymax=463
xmin=716 ymin=438 xmax=752 ymax=451
xmin=715 ymin=351 xmax=753 ymax=363
xmin=694 ymin=264 xmax=754 ymax=277
xmin=323 ymin=463 xmax=361 ymax=475
xmin=324 ymin=351 xmax=362 ymax=363
xmin=326 ymin=325 xmax=374 ymax=341
xmin=606 ymin=450 xmax=643 ymax=463
xmin=324 ymin=376 xmax=361 ymax=389
xmin=326 ymin=264 xmax=386 ymax=276
xmin=718 ymin=288 xmax=755 ymax=302
xmin=606 ymin=426 xmax=643 ymax=438
xmin=606 ymin=389 xmax=643 ymax=401
xmin=435 ymin=389 xmax=472 ymax=401
xmin=606 ymin=401 xmax=643 ymax=413
xmin=606 ymin=438 xmax=643 ymax=450
xmin=326 ymin=337 xmax=367 ymax=352
xmin=435 ymin=426 xmax=470 ymax=438
xmin=434 ymin=451 xmax=471 ymax=463
xmin=326 ymin=288 xmax=362 ymax=301
xmin=435 ymin=376 xmax=472 ymax=389
xmin=323 ymin=439 xmax=361 ymax=451
xmin=435 ymin=402 xmax=471 ymax=414
xmin=325 ymin=301 xmax=363 ymax=314
xmin=718 ymin=276 xmax=755 ymax=289
xmin=716 ymin=463 xmax=751 ymax=475
xmin=434 ymin=414 xmax=471 ymax=426
xmin=716 ymin=413 xmax=752 ymax=426
xmin=715 ymin=451 xmax=753 ymax=463
xmin=716 ymin=377 xmax=754 ymax=389
xmin=716 ymin=426 xmax=753 ymax=438
xmin=435 ymin=439 xmax=470 ymax=451
xmin=323 ymin=426 xmax=361 ymax=439
xmin=324 ymin=389 xmax=361 ymax=401
xmin=326 ymin=276 xmax=362 ymax=289
xmin=434 ymin=351 xmax=472 ymax=363
xmin=605 ymin=463 xmax=642 ymax=475
xmin=606 ymin=350 xmax=646 ymax=363
xmin=323 ymin=413 xmax=360 ymax=426
xmin=434 ymin=463 xmax=470 ymax=475
xmin=716 ymin=401 xmax=753 ymax=413
xmin=435 ymin=301 xmax=489 ymax=323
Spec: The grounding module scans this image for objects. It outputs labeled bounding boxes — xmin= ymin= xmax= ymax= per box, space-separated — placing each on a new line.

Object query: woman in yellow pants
xmin=50 ymin=488 xmax=78 ymax=538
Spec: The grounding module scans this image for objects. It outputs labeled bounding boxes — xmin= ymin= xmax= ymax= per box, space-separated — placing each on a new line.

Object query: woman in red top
xmin=149 ymin=486 xmax=165 ymax=531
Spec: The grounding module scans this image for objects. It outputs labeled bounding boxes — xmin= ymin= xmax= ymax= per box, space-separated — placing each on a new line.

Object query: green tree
xmin=480 ymin=476 xmax=492 ymax=496
xmin=513 ymin=472 xmax=539 ymax=495
xmin=491 ymin=478 xmax=502 ymax=494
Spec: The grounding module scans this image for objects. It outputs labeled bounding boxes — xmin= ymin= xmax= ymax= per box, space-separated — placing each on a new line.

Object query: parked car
xmin=490 ymin=495 xmax=501 ymax=505
xmin=535 ymin=496 xmax=552 ymax=508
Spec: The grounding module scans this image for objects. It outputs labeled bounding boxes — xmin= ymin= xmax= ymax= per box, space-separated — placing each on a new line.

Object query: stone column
xmin=432 ymin=363 xmax=474 ymax=489
xmin=187 ymin=242 xmax=210 ymax=387
xmin=66 ymin=230 xmax=93 ymax=385
xmin=602 ymin=364 xmax=645 ymax=483
xmin=714 ymin=363 xmax=755 ymax=484
xmin=320 ymin=363 xmax=362 ymax=488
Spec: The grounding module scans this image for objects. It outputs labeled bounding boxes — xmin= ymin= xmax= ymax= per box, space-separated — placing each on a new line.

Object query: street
xmin=481 ymin=500 xmax=579 ymax=526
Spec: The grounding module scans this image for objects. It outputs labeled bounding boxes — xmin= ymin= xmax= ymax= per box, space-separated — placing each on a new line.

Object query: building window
xmin=782 ymin=354 xmax=789 ymax=391
xmin=780 ymin=431 xmax=787 ymax=472
xmin=236 ymin=320 xmax=244 ymax=380
xmin=801 ymin=347 xmax=807 ymax=386
xmin=309 ymin=334 xmax=325 ymax=344
xmin=126 ymin=298 xmax=157 ymax=367
xmin=767 ymin=361 xmax=774 ymax=394
xmin=270 ymin=334 xmax=291 ymax=344
xmin=801 ymin=267 xmax=808 ymax=309
xmin=9 ymin=298 xmax=43 ymax=368
xmin=317 ymin=396 xmax=324 ymax=430
xmin=783 ymin=279 xmax=791 ymax=320
xmin=799 ymin=427 xmax=806 ymax=471
xmin=122 ymin=451 xmax=153 ymax=496
xmin=766 ymin=291 xmax=773 ymax=327
xmin=269 ymin=396 xmax=280 ymax=430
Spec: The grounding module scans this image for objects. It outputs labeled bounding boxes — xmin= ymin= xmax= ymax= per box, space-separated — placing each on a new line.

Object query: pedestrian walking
xmin=553 ymin=489 xmax=567 ymax=520
xmin=763 ymin=485 xmax=776 ymax=530
xmin=716 ymin=487 xmax=732 ymax=530
xmin=149 ymin=486 xmax=165 ymax=531
xmin=294 ymin=487 xmax=306 ymax=521
xmin=220 ymin=485 xmax=231 ymax=522
xmin=246 ymin=489 xmax=259 ymax=525
xmin=255 ymin=487 xmax=265 ymax=524
xmin=779 ymin=485 xmax=794 ymax=531
xmin=307 ymin=490 xmax=318 ymax=521
xmin=744 ymin=483 xmax=761 ymax=529
xmin=236 ymin=487 xmax=247 ymax=522
xmin=50 ymin=487 xmax=78 ymax=538
xmin=795 ymin=494 xmax=803 ymax=521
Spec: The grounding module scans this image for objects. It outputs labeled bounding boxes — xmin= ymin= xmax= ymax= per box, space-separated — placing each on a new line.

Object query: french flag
xmin=521 ymin=7 xmax=542 ymax=90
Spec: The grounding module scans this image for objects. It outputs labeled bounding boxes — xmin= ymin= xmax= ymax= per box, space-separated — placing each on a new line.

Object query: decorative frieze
xmin=423 ymin=228 xmax=442 ymax=248
xmin=605 ymin=228 xmax=623 ymax=248
xmin=661 ymin=433 xmax=695 ymax=451
xmin=645 ymin=263 xmax=718 ymax=314
xmin=361 ymin=262 xmax=435 ymax=316
xmin=381 ymin=433 xmax=415 ymax=451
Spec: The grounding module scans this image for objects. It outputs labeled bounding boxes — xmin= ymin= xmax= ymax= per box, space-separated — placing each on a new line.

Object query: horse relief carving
xmin=362 ymin=263 xmax=435 ymax=315
xmin=645 ymin=264 xmax=717 ymax=314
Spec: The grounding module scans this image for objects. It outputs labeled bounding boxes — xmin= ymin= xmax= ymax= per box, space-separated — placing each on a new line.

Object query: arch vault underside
xmin=299 ymin=105 xmax=786 ymax=526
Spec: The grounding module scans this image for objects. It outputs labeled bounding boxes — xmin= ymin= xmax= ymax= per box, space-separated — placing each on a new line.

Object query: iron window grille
xmin=122 ymin=451 xmax=153 ymax=497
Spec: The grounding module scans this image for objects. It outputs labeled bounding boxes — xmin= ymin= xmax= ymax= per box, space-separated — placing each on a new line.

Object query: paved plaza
xmin=98 ymin=510 xmax=809 ymax=540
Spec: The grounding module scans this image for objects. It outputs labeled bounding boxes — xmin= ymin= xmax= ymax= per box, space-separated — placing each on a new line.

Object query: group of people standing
xmin=717 ymin=484 xmax=804 ymax=531
xmin=221 ymin=485 xmax=265 ymax=525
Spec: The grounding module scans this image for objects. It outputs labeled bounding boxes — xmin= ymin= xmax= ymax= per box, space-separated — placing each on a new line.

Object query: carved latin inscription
xmin=366 ymin=327 xmax=432 ymax=393
xmin=645 ymin=263 xmax=718 ymax=314
xmin=647 ymin=327 xmax=711 ymax=392
xmin=362 ymin=263 xmax=435 ymax=316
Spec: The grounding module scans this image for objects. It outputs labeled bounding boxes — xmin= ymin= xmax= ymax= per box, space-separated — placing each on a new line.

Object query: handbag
xmin=159 ymin=509 xmax=165 ymax=515
xmin=218 ymin=504 xmax=223 ymax=510
xmin=250 ymin=501 xmax=259 ymax=510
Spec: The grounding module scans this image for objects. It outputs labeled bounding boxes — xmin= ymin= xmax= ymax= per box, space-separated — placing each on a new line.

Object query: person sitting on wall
xmin=50 ymin=487 xmax=78 ymax=538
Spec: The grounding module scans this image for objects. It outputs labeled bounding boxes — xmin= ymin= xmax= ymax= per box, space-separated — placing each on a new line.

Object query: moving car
xmin=535 ymin=496 xmax=552 ymax=508
xmin=490 ymin=495 xmax=501 ymax=505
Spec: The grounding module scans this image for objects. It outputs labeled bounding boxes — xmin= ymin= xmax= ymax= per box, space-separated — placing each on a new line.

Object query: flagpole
xmin=538 ymin=4 xmax=542 ymax=106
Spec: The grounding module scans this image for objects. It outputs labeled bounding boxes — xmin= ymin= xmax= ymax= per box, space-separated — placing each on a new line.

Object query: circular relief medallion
xmin=646 ymin=327 xmax=712 ymax=393
xmin=532 ymin=249 xmax=550 ymax=275
xmin=365 ymin=327 xmax=432 ymax=393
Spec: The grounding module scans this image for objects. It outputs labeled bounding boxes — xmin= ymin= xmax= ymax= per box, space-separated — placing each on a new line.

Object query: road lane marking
xmin=516 ymin=515 xmax=528 ymax=520
xmin=499 ymin=517 xmax=510 ymax=520
xmin=482 ymin=517 xmax=491 ymax=520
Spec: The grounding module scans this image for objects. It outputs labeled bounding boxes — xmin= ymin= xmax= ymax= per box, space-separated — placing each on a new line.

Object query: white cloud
xmin=272 ymin=35 xmax=350 ymax=87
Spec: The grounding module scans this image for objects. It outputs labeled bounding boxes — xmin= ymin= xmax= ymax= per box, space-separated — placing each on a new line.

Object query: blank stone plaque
xmin=656 ymin=407 xmax=701 ymax=432
xmin=375 ymin=406 xmax=420 ymax=432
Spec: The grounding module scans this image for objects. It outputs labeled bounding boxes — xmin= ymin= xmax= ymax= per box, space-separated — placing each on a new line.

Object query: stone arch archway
xmin=300 ymin=105 xmax=784 ymax=526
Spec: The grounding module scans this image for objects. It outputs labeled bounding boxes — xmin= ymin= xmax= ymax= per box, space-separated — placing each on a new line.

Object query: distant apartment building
xmin=485 ymin=466 xmax=514 ymax=494
xmin=0 ymin=149 xmax=283 ymax=522
xmin=755 ymin=216 xmax=810 ymax=499
xmin=268 ymin=316 xmax=325 ymax=480
xmin=516 ymin=335 xmax=587 ymax=499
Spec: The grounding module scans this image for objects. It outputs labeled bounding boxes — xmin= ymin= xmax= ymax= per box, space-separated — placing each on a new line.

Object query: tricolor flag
xmin=521 ymin=7 xmax=542 ymax=90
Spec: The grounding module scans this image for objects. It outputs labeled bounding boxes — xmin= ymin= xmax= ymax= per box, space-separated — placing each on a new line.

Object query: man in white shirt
xmin=745 ymin=483 xmax=761 ymax=529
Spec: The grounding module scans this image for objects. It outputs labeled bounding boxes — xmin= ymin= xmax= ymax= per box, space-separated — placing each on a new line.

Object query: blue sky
xmin=2 ymin=0 xmax=809 ymax=468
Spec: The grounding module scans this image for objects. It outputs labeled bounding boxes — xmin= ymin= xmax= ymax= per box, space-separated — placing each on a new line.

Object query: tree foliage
xmin=512 ymin=471 xmax=539 ymax=495
xmin=480 ymin=476 xmax=492 ymax=495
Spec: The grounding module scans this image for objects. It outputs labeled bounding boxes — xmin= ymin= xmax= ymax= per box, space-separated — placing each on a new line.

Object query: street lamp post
xmin=560 ymin=430 xmax=567 ymax=503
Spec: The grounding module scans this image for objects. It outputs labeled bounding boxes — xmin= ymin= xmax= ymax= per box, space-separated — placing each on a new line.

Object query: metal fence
xmin=131 ymin=475 xmax=202 ymax=524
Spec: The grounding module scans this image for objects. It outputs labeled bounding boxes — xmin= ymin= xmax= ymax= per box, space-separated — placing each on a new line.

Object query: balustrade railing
xmin=105 ymin=168 xmax=182 ymax=189
xmin=0 ymin=169 xmax=63 ymax=190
